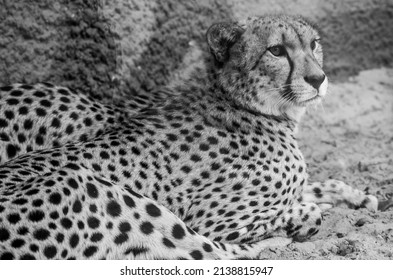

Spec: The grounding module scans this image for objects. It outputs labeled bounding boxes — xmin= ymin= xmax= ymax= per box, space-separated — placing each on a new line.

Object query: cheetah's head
xmin=206 ymin=15 xmax=327 ymax=121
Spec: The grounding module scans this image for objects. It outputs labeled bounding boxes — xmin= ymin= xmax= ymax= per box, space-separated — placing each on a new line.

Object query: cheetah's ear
xmin=206 ymin=22 xmax=244 ymax=64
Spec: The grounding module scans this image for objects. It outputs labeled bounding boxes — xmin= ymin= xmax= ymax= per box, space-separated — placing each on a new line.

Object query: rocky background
xmin=0 ymin=0 xmax=392 ymax=259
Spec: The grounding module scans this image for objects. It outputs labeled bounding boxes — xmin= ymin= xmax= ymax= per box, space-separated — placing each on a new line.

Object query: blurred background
xmin=0 ymin=0 xmax=392 ymax=259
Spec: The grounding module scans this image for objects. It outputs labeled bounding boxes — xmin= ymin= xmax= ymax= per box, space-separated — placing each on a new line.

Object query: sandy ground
xmin=258 ymin=68 xmax=393 ymax=259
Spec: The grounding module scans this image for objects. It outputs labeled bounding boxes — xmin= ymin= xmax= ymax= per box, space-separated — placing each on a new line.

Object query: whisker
xmin=259 ymin=84 xmax=294 ymax=91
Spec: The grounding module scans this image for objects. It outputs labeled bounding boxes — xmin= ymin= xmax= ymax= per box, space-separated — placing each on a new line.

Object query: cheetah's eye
xmin=311 ymin=39 xmax=320 ymax=51
xmin=268 ymin=45 xmax=286 ymax=57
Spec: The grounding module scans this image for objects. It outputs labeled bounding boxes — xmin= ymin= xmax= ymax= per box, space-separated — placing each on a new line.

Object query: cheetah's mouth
xmin=297 ymin=94 xmax=321 ymax=106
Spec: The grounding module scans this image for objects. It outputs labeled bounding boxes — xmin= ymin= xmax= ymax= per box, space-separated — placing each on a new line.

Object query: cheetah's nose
xmin=304 ymin=74 xmax=325 ymax=90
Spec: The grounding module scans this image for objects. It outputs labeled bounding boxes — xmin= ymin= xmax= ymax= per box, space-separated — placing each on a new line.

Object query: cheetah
xmin=0 ymin=15 xmax=378 ymax=260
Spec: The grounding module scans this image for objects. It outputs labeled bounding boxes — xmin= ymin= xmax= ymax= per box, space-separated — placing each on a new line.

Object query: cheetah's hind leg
xmin=300 ymin=179 xmax=378 ymax=212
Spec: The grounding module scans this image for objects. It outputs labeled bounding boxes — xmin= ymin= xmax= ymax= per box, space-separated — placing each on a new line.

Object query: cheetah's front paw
xmin=301 ymin=180 xmax=378 ymax=212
